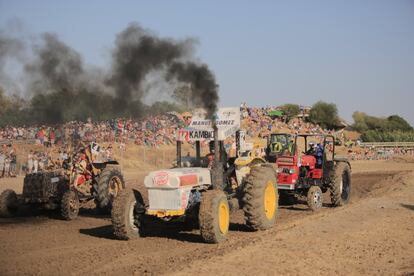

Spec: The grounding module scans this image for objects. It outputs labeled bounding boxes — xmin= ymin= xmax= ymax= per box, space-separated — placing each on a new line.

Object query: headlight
xmin=289 ymin=169 xmax=296 ymax=174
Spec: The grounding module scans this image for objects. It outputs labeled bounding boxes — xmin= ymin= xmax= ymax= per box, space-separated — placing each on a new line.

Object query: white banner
xmin=177 ymin=107 xmax=240 ymax=141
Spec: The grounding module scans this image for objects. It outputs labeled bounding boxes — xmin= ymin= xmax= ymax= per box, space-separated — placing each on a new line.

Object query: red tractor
xmin=266 ymin=133 xmax=351 ymax=211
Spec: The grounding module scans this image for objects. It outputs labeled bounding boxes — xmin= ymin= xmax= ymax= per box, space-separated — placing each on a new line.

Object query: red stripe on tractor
xmin=277 ymin=157 xmax=294 ymax=166
xmin=179 ymin=175 xmax=198 ymax=186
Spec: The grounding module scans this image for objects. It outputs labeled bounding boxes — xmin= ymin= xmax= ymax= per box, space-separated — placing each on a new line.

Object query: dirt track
xmin=0 ymin=161 xmax=414 ymax=275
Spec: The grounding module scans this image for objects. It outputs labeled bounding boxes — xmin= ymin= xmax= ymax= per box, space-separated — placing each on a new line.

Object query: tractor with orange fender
xmin=0 ymin=142 xmax=124 ymax=220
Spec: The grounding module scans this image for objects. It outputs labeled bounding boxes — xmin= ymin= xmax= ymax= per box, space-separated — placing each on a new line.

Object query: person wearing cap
xmin=306 ymin=141 xmax=317 ymax=155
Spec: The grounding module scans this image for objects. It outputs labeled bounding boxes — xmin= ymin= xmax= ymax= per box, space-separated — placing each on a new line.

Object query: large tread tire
xmin=307 ymin=186 xmax=323 ymax=211
xmin=95 ymin=167 xmax=125 ymax=213
xmin=199 ymin=190 xmax=229 ymax=244
xmin=243 ymin=166 xmax=278 ymax=231
xmin=61 ymin=190 xmax=79 ymax=220
xmin=330 ymin=162 xmax=352 ymax=207
xmin=0 ymin=189 xmax=18 ymax=217
xmin=111 ymin=189 xmax=145 ymax=240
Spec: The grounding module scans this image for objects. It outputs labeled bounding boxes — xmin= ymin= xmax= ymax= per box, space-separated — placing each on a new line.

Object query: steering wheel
xmin=272 ymin=142 xmax=283 ymax=152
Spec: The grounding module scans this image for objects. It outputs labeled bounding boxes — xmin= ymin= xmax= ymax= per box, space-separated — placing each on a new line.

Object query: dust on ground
xmin=0 ymin=160 xmax=413 ymax=276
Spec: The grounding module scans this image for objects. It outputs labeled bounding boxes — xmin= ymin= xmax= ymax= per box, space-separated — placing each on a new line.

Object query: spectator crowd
xmin=1 ymin=104 xmax=335 ymax=150
xmin=0 ymin=144 xmax=17 ymax=178
xmin=348 ymin=147 xmax=414 ymax=161
xmin=0 ymin=115 xmax=181 ymax=148
xmin=1 ymin=103 xmax=413 ymax=176
xmin=240 ymin=103 xmax=327 ymax=137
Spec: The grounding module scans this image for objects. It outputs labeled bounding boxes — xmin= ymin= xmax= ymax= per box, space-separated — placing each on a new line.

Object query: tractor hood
xmin=144 ymin=168 xmax=212 ymax=189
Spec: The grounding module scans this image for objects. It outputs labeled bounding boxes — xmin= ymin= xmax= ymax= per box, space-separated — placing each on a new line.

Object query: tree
xmin=352 ymin=111 xmax=385 ymax=132
xmin=352 ymin=112 xmax=368 ymax=132
xmin=0 ymin=88 xmax=30 ymax=127
xmin=352 ymin=112 xmax=413 ymax=142
xmin=279 ymin=104 xmax=300 ymax=122
xmin=308 ymin=101 xmax=340 ymax=129
xmin=352 ymin=112 xmax=413 ymax=133
xmin=386 ymin=115 xmax=413 ymax=131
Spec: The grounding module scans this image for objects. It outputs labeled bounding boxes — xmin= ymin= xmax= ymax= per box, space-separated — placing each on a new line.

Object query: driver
xmin=315 ymin=144 xmax=323 ymax=167
xmin=203 ymin=141 xmax=215 ymax=168
xmin=306 ymin=141 xmax=317 ymax=155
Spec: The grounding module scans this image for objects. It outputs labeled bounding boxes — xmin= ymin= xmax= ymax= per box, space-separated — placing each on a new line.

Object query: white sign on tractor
xmin=177 ymin=107 xmax=241 ymax=142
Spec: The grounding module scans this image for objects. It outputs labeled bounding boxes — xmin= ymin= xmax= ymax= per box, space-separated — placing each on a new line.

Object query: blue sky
xmin=1 ymin=0 xmax=413 ymax=125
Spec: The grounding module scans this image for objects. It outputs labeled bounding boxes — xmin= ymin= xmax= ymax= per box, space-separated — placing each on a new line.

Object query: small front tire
xmin=243 ymin=166 xmax=278 ymax=231
xmin=307 ymin=186 xmax=323 ymax=211
xmin=111 ymin=189 xmax=145 ymax=240
xmin=199 ymin=190 xmax=230 ymax=244
xmin=61 ymin=190 xmax=80 ymax=220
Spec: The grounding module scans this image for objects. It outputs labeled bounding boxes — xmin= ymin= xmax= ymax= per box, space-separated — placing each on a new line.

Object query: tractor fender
xmin=104 ymin=160 xmax=120 ymax=166
xmin=234 ymin=157 xmax=266 ymax=167
xmin=333 ymin=156 xmax=351 ymax=171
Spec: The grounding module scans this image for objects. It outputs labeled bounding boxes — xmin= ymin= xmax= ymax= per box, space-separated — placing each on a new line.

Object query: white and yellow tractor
xmin=111 ymin=108 xmax=278 ymax=243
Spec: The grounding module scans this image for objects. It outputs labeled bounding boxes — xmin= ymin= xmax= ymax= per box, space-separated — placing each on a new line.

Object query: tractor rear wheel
xmin=111 ymin=189 xmax=145 ymax=240
xmin=95 ymin=167 xmax=125 ymax=213
xmin=242 ymin=166 xmax=278 ymax=231
xmin=330 ymin=162 xmax=352 ymax=207
xmin=61 ymin=190 xmax=79 ymax=220
xmin=307 ymin=186 xmax=323 ymax=211
xmin=0 ymin=189 xmax=18 ymax=217
xmin=199 ymin=190 xmax=230 ymax=243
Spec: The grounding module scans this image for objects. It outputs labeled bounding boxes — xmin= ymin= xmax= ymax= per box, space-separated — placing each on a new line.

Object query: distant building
xmin=297 ymin=105 xmax=311 ymax=118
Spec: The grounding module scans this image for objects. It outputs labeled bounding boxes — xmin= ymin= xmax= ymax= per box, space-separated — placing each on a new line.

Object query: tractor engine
xmin=298 ymin=155 xmax=323 ymax=179
xmin=144 ymin=168 xmax=212 ymax=218
xmin=300 ymin=155 xmax=317 ymax=170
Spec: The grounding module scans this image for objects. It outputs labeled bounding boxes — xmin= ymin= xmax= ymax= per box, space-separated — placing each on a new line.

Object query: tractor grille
xmin=277 ymin=157 xmax=294 ymax=166
xmin=148 ymin=188 xmax=189 ymax=210
xmin=23 ymin=172 xmax=66 ymax=202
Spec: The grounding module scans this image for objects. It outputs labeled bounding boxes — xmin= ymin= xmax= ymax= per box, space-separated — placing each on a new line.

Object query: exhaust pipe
xmin=211 ymin=121 xmax=224 ymax=190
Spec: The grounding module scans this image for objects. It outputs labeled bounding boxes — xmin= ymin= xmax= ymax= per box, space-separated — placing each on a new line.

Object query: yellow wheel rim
xmin=264 ymin=181 xmax=276 ymax=220
xmin=108 ymin=176 xmax=122 ymax=198
xmin=218 ymin=201 xmax=229 ymax=234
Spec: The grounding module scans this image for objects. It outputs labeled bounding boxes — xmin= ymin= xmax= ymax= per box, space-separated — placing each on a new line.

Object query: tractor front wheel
xmin=199 ymin=190 xmax=230 ymax=243
xmin=243 ymin=166 xmax=278 ymax=231
xmin=111 ymin=189 xmax=145 ymax=240
xmin=61 ymin=190 xmax=80 ymax=220
xmin=307 ymin=186 xmax=323 ymax=211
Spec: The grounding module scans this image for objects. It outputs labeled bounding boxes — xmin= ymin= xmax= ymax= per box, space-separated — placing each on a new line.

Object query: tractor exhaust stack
xmin=211 ymin=121 xmax=224 ymax=190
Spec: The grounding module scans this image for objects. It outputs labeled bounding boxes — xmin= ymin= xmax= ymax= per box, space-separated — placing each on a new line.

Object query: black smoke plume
xmin=24 ymin=33 xmax=116 ymax=123
xmin=0 ymin=30 xmax=25 ymax=93
xmin=25 ymin=33 xmax=84 ymax=94
xmin=108 ymin=24 xmax=190 ymax=116
xmin=167 ymin=61 xmax=218 ymax=117
xmin=0 ymin=22 xmax=219 ymax=125
xmin=0 ymin=31 xmax=24 ymax=71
